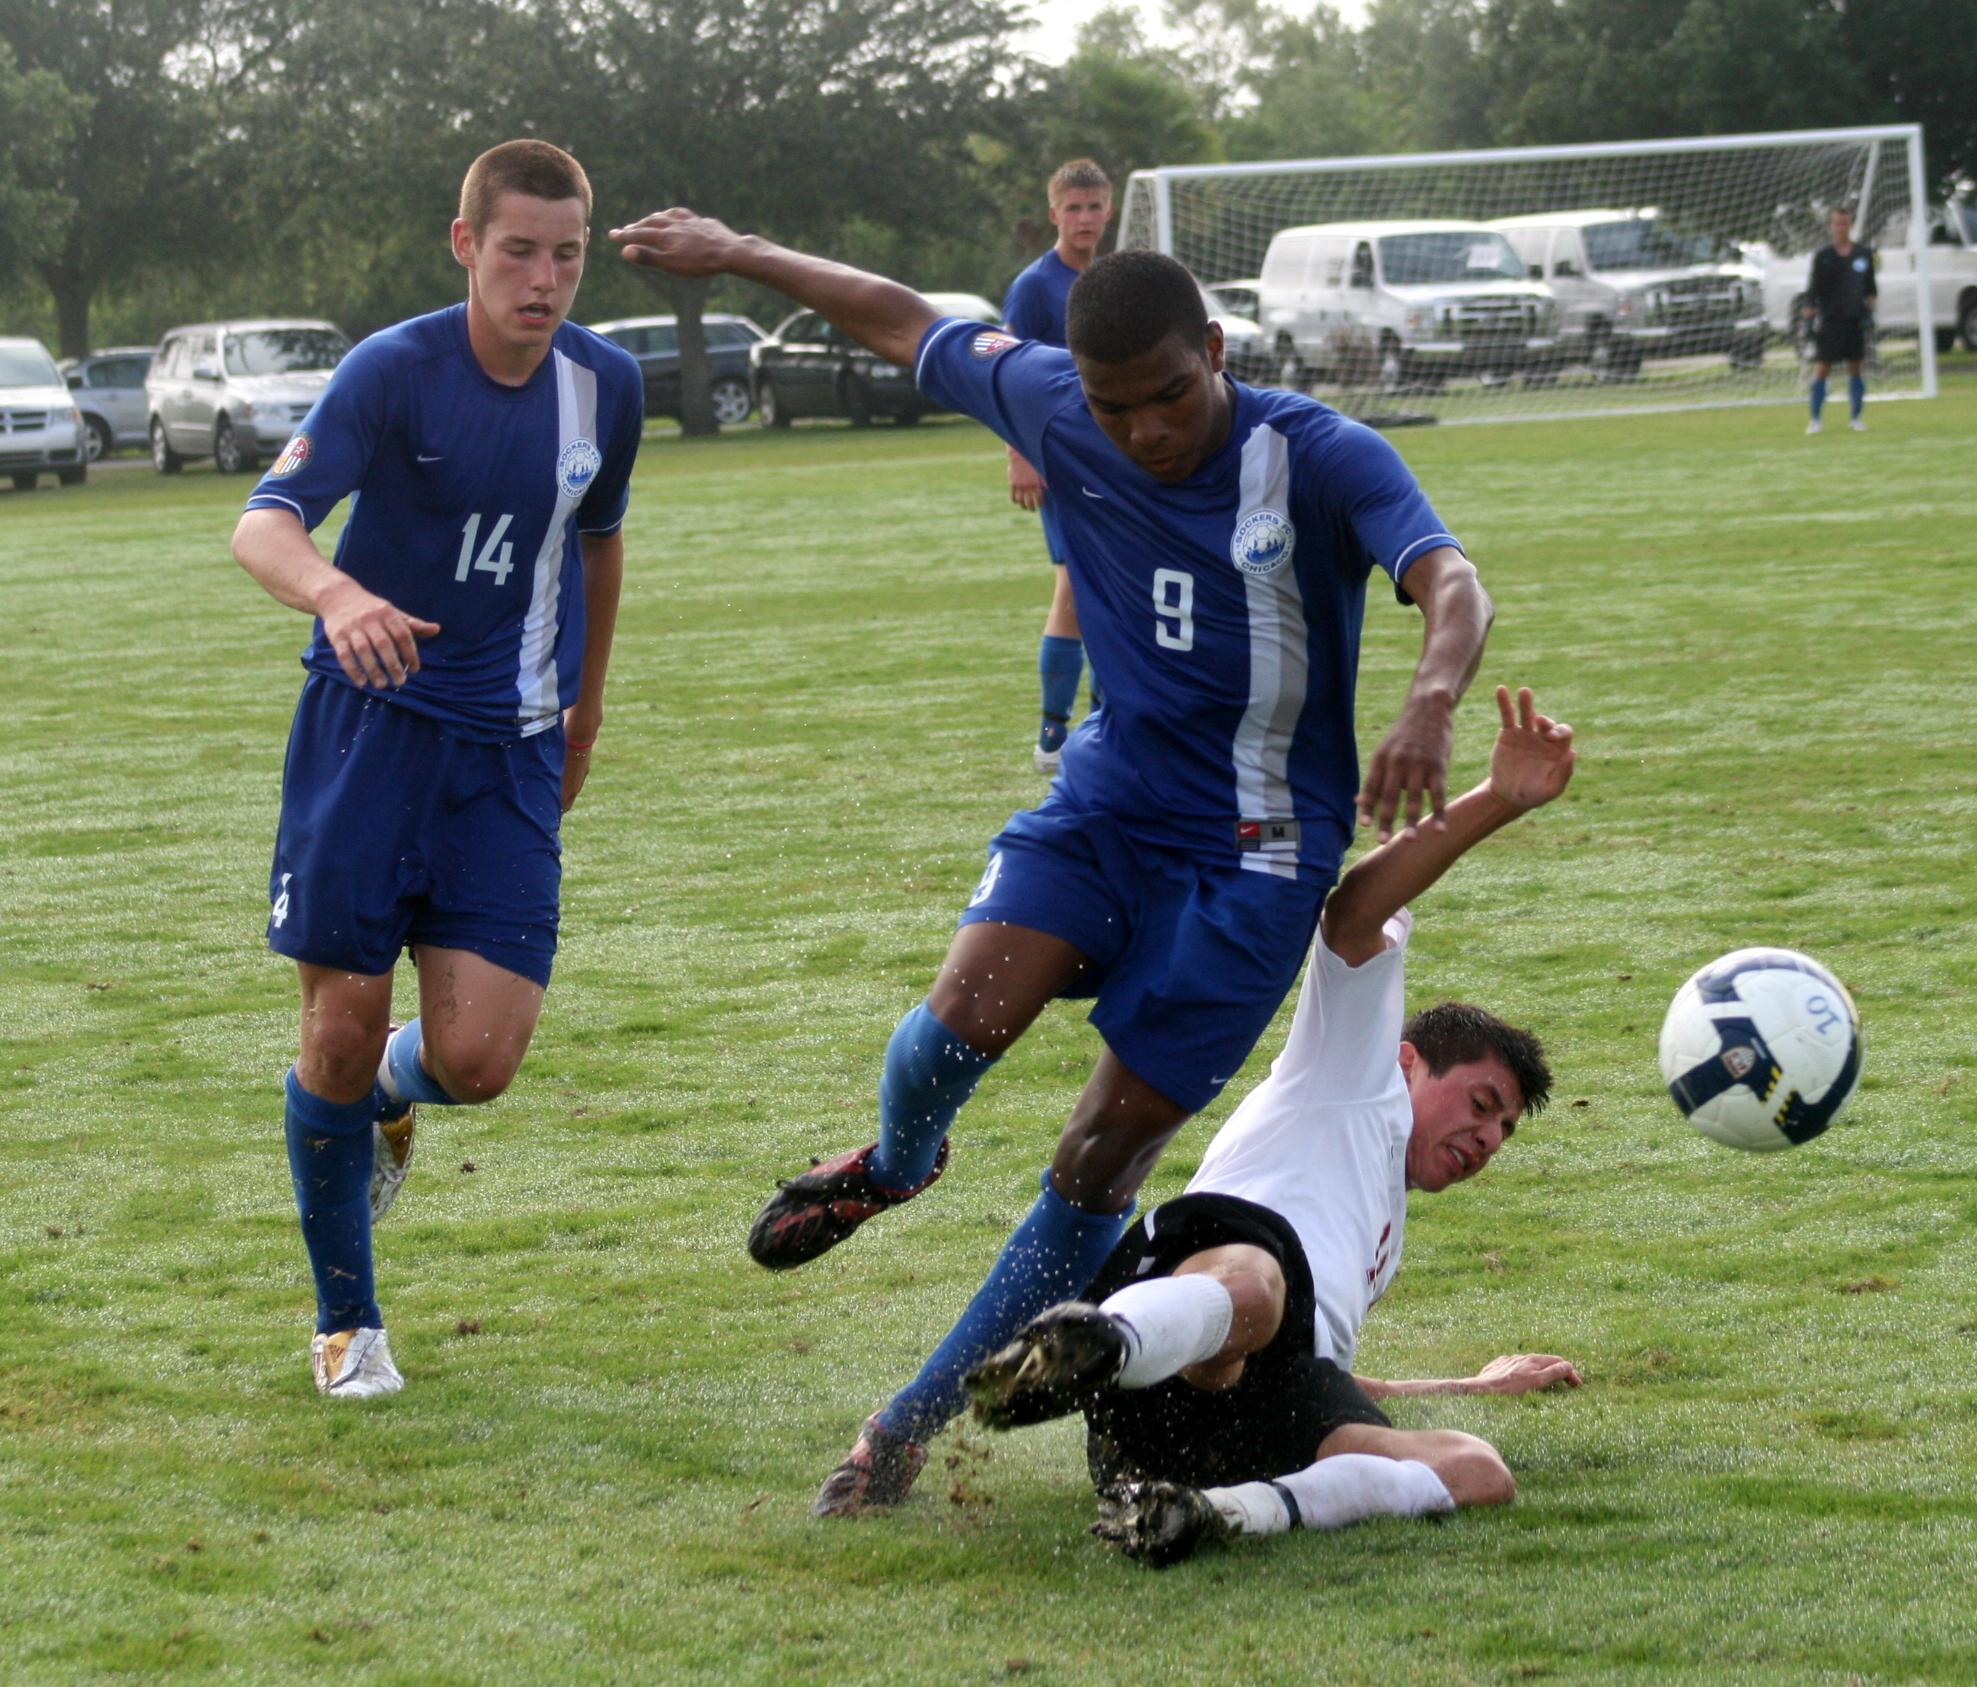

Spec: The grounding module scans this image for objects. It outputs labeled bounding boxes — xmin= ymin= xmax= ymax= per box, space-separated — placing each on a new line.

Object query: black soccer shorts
xmin=1081 ymin=1192 xmax=1391 ymax=1491
xmin=1814 ymin=317 xmax=1868 ymax=365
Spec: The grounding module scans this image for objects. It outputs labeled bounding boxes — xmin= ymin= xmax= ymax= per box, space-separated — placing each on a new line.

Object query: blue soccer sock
xmin=378 ymin=1018 xmax=460 ymax=1110
xmin=284 ymin=1068 xmax=382 ymax=1334
xmin=1809 ymin=377 xmax=1827 ymax=420
xmin=877 ymin=1171 xmax=1132 ymax=1442
xmin=867 ymin=1001 xmax=996 ymax=1192
xmin=1038 ymin=635 xmax=1083 ymax=751
xmin=1848 ymin=375 xmax=1865 ymax=418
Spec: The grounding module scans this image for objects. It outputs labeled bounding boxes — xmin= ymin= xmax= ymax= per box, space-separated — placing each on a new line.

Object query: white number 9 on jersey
xmin=1153 ymin=568 xmax=1195 ymax=651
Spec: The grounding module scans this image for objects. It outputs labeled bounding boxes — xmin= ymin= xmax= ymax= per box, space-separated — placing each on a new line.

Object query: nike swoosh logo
xmin=1081 ymin=486 xmax=1105 ymax=499
xmin=417 ymin=453 xmax=443 ymax=463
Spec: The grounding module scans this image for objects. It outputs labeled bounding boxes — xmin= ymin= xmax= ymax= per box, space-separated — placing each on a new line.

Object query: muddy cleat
xmin=311 ymin=1327 xmax=404 ymax=1399
xmin=1091 ymin=1479 xmax=1232 ymax=1569
xmin=370 ymin=1104 xmax=416 ymax=1223
xmin=966 ymin=1301 xmax=1128 ymax=1430
xmin=747 ymin=1138 xmax=949 ymax=1271
xmin=811 ymin=1415 xmax=928 ymax=1517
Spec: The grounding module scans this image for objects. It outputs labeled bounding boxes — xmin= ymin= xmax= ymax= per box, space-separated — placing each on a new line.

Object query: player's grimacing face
xmin=1076 ymin=326 xmax=1230 ymax=484
xmin=1400 ymin=1046 xmax=1524 ymax=1194
xmin=454 ymin=191 xmax=590 ymax=344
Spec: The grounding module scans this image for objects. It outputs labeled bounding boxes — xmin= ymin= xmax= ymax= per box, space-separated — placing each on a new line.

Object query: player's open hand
xmin=1487 ymin=685 xmax=1575 ymax=813
xmin=1468 ymin=1353 xmax=1583 ymax=1394
xmin=317 ymin=576 xmax=439 ymax=689
xmin=609 ymin=208 xmax=746 ymax=277
xmin=1357 ymin=692 xmax=1454 ymax=842
xmin=1009 ymin=451 xmax=1046 ymax=511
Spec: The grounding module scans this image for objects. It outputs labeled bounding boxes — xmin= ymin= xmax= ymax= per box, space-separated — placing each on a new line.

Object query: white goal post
xmin=1120 ymin=126 xmax=1936 ymax=425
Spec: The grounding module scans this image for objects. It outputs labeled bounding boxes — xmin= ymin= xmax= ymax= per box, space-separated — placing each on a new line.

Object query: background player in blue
xmin=231 ymin=140 xmax=643 ymax=1399
xmin=1002 ymin=158 xmax=1113 ymax=774
xmin=613 ymin=207 xmax=1493 ymax=1514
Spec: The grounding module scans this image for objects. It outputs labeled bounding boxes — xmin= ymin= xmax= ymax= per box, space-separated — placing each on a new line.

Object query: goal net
xmin=1120 ymin=126 xmax=1936 ymax=426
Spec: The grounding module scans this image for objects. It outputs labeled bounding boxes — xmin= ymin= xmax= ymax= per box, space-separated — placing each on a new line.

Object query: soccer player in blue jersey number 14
xmin=231 ymin=141 xmax=643 ymax=1399
xmin=613 ymin=207 xmax=1494 ymax=1514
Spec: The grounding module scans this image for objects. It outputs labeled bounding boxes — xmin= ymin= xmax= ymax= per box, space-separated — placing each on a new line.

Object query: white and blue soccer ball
xmin=1658 ymin=947 xmax=1862 ymax=1151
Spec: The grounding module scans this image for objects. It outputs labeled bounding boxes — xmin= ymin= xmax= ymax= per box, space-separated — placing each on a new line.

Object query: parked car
xmin=145 ymin=319 xmax=351 ymax=474
xmin=1492 ymin=210 xmax=1767 ymax=377
xmin=589 ymin=313 xmax=766 ymax=426
xmin=60 ymin=347 xmax=155 ymax=461
xmin=1207 ymin=277 xmax=1261 ymax=321
xmin=0 ymin=336 xmax=87 ymax=490
xmin=1753 ymin=198 xmax=1977 ymax=354
xmin=750 ymin=294 xmax=999 ymax=426
xmin=1200 ymin=284 xmax=1269 ymax=382
xmin=1258 ymin=220 xmax=1559 ymax=390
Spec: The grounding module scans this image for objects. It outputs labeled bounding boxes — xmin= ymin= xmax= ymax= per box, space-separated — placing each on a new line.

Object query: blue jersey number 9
xmin=1153 ymin=568 xmax=1195 ymax=652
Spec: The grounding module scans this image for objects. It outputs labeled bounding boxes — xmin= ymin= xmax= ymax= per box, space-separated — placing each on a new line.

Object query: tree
xmin=0 ymin=39 xmax=85 ymax=297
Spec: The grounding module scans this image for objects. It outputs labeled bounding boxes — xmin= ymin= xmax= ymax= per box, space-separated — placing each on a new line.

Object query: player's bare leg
xmin=1314 ymin=1421 xmax=1515 ymax=1508
xmin=411 ymin=944 xmax=547 ymax=1102
xmin=297 ymin=963 xmax=395 ymax=1103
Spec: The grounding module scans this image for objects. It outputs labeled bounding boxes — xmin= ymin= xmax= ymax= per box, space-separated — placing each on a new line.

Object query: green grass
xmin=3 ymin=388 xmax=1975 ymax=1683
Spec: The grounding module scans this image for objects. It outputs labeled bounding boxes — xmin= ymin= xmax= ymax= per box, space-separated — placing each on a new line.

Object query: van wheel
xmin=709 ymin=377 xmax=752 ymax=427
xmin=757 ymin=380 xmax=792 ymax=428
xmin=150 ymin=419 xmax=184 ymax=474
xmin=58 ymin=465 xmax=87 ymax=487
xmin=1376 ymin=339 xmax=1407 ymax=392
xmin=1274 ymin=344 xmax=1306 ymax=390
xmin=11 ymin=473 xmax=37 ymax=492
xmin=214 ymin=417 xmax=259 ymax=475
xmin=84 ymin=417 xmax=112 ymax=461
xmin=1959 ymin=294 xmax=1977 ymax=354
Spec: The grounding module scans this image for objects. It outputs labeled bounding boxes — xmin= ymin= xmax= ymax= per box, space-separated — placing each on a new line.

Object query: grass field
xmin=3 ymin=385 xmax=1975 ymax=1684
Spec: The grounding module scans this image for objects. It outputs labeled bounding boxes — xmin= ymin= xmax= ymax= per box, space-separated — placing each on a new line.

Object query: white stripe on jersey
xmin=1231 ymin=424 xmax=1310 ymax=880
xmin=515 ymin=350 xmax=598 ymax=731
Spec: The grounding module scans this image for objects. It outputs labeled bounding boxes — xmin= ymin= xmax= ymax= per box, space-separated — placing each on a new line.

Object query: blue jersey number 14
xmin=455 ymin=513 xmax=516 ymax=585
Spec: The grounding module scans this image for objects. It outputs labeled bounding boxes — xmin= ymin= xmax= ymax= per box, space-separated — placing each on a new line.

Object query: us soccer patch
xmin=557 ymin=438 xmax=602 ymax=499
xmin=270 ymin=434 xmax=312 ymax=477
xmin=970 ymin=330 xmax=1019 ymax=360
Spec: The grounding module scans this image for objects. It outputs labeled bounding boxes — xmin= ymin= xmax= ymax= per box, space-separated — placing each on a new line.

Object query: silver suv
xmin=146 ymin=319 xmax=351 ymax=474
xmin=1 ymin=337 xmax=88 ymax=491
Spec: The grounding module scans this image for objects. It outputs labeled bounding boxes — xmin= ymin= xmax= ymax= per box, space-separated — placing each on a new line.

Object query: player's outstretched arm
xmin=609 ymin=209 xmax=938 ymax=370
xmin=231 ymin=507 xmax=439 ymax=690
xmin=1357 ymin=547 xmax=1494 ymax=843
xmin=1323 ymin=684 xmax=1574 ymax=965
xmin=1357 ymin=1353 xmax=1584 ymax=1398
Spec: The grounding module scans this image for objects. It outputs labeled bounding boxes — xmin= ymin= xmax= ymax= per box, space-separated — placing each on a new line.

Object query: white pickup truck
xmin=1759 ymin=200 xmax=1977 ymax=353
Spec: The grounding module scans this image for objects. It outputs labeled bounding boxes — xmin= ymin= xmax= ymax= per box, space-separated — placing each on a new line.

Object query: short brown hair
xmin=1049 ymin=158 xmax=1111 ymax=203
xmin=459 ymin=140 xmax=593 ymax=237
xmin=1402 ymin=1001 xmax=1552 ymax=1124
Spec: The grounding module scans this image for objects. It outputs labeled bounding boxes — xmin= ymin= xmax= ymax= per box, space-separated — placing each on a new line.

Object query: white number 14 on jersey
xmin=455 ymin=513 xmax=515 ymax=585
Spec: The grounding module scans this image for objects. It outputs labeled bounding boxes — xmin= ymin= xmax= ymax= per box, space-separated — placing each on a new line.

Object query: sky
xmin=1016 ymin=0 xmax=1371 ymax=64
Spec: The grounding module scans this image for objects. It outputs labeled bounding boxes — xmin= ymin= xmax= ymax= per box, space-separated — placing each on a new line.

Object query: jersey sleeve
xmin=578 ymin=356 xmax=644 ymax=536
xmin=1300 ymin=909 xmax=1414 ymax=1100
xmin=242 ymin=337 xmax=394 ymax=530
xmin=1311 ymin=419 xmax=1462 ymax=597
xmin=1001 ymin=269 xmax=1051 ymax=340
xmin=913 ymin=317 xmax=1074 ymax=462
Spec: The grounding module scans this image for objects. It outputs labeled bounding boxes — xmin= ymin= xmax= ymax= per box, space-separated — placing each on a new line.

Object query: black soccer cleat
xmin=1091 ymin=1479 xmax=1232 ymax=1569
xmin=810 ymin=1415 xmax=929 ymax=1518
xmin=965 ymin=1301 xmax=1130 ymax=1430
xmin=746 ymin=1138 xmax=950 ymax=1271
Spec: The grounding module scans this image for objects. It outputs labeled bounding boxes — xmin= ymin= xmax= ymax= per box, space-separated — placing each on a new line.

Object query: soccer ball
xmin=1658 ymin=947 xmax=1862 ymax=1151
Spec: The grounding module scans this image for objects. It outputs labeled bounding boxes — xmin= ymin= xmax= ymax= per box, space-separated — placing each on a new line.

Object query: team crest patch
xmin=557 ymin=438 xmax=603 ymax=499
xmin=270 ymin=434 xmax=312 ymax=477
xmin=1230 ymin=509 xmax=1295 ymax=577
xmin=970 ymin=330 xmax=1019 ymax=360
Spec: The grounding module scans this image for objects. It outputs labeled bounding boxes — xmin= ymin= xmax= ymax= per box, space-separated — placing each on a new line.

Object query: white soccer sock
xmin=1204 ymin=1455 xmax=1455 ymax=1538
xmin=1101 ymin=1275 xmax=1235 ymax=1389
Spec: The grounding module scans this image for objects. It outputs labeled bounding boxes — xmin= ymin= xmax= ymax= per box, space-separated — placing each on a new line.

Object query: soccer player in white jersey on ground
xmin=232 ymin=140 xmax=644 ymax=1398
xmin=964 ymin=685 xmax=1581 ymax=1567
xmin=1001 ymin=158 xmax=1112 ymax=774
xmin=612 ymin=208 xmax=1495 ymax=1514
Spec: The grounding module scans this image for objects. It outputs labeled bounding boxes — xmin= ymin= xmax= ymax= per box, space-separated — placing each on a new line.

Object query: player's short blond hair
xmin=1048 ymin=158 xmax=1112 ymax=204
xmin=459 ymin=140 xmax=593 ymax=238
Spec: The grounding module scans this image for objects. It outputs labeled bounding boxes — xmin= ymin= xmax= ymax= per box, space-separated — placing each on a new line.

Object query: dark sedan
xmin=750 ymin=293 xmax=999 ymax=427
xmin=590 ymin=313 xmax=766 ymax=426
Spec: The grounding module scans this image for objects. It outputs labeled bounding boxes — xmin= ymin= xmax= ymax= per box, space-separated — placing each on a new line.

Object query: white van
xmin=0 ymin=337 xmax=87 ymax=490
xmin=1493 ymin=210 xmax=1766 ymax=377
xmin=1258 ymin=220 xmax=1558 ymax=389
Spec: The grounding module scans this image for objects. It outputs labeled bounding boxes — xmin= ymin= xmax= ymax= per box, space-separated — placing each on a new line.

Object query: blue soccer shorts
xmin=267 ymin=675 xmax=566 ymax=987
xmin=956 ymin=796 xmax=1329 ymax=1114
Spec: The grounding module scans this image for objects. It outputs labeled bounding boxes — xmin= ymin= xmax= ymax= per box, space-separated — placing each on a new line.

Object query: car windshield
xmin=1378 ymin=233 xmax=1527 ymax=285
xmin=223 ymin=329 xmax=349 ymax=376
xmin=1583 ymin=218 xmax=1723 ymax=270
xmin=0 ymin=345 xmax=62 ymax=387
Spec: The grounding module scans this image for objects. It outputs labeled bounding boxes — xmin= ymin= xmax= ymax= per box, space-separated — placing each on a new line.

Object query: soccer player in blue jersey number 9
xmin=614 ymin=207 xmax=1494 ymax=1513
xmin=231 ymin=141 xmax=643 ymax=1399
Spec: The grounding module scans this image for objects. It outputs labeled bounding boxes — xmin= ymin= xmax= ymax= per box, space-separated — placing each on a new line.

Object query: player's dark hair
xmin=1067 ymin=250 xmax=1209 ymax=366
xmin=1050 ymin=157 xmax=1111 ymax=201
xmin=460 ymin=140 xmax=593 ymax=236
xmin=1403 ymin=1001 xmax=1551 ymax=1124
